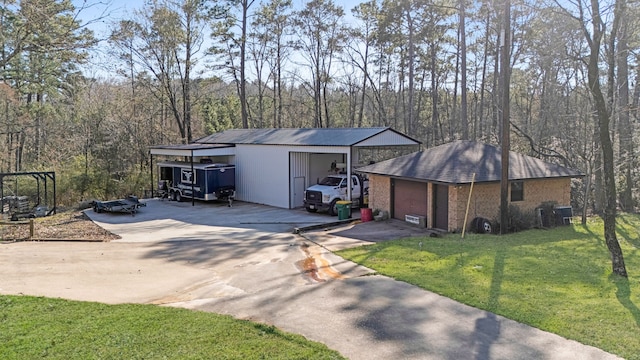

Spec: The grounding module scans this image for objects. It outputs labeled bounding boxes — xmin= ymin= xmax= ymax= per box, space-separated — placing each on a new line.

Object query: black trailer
xmin=92 ymin=195 xmax=146 ymax=215
xmin=158 ymin=161 xmax=235 ymax=205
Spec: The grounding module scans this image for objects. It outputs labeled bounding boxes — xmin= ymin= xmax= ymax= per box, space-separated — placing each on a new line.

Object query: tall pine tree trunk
xmin=585 ymin=0 xmax=627 ymax=277
xmin=616 ymin=8 xmax=633 ymax=212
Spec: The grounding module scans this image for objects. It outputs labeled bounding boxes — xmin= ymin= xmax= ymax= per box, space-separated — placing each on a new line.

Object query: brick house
xmin=357 ymin=140 xmax=584 ymax=232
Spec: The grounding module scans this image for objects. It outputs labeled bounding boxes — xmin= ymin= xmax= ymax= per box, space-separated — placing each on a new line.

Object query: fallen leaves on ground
xmin=0 ymin=211 xmax=120 ymax=242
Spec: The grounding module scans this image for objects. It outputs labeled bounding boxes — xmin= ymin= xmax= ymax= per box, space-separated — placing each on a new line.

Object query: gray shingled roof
xmin=195 ymin=127 xmax=417 ymax=146
xmin=357 ymin=140 xmax=584 ymax=184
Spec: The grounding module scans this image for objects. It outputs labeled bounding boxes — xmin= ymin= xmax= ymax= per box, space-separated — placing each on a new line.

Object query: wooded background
xmin=0 ymin=0 xmax=637 ymax=214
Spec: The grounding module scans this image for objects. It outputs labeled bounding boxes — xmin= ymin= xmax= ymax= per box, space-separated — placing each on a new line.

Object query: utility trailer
xmin=92 ymin=195 xmax=146 ymax=214
xmin=157 ymin=161 xmax=236 ymax=205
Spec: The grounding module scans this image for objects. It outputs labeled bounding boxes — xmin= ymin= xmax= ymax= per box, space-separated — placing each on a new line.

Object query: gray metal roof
xmin=151 ymin=143 xmax=234 ymax=151
xmin=194 ymin=127 xmax=420 ymax=146
xmin=149 ymin=143 xmax=235 ymax=157
xmin=357 ymin=140 xmax=584 ymax=184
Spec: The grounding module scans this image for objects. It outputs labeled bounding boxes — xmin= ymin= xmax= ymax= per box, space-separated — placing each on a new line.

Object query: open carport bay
xmin=0 ymin=199 xmax=620 ymax=360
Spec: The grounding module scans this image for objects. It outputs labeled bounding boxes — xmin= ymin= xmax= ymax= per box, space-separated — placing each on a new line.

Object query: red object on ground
xmin=361 ymin=208 xmax=373 ymax=222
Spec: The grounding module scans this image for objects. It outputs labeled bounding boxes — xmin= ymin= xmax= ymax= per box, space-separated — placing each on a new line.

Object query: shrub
xmin=495 ymin=204 xmax=537 ymax=234
xmin=506 ymin=204 xmax=536 ymax=232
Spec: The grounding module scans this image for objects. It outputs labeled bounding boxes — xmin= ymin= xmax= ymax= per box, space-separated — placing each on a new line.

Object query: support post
xmin=461 ymin=173 xmax=476 ymax=239
xmin=150 ymin=152 xmax=155 ymax=198
xmin=191 ymin=150 xmax=195 ymax=207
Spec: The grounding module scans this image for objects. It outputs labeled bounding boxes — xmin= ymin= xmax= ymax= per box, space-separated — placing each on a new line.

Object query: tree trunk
xmin=240 ymin=0 xmax=250 ymax=129
xmin=585 ymin=0 xmax=627 ymax=277
xmin=452 ymin=27 xmax=459 ymax=140
xmin=357 ymin=40 xmax=369 ymax=128
xmin=499 ymin=0 xmax=511 ymax=235
xmin=478 ymin=10 xmax=491 ymax=140
xmin=582 ymin=162 xmax=591 ymax=225
xmin=276 ymin=38 xmax=283 ymax=128
xmin=184 ymin=18 xmax=193 ymax=143
xmin=615 ymin=7 xmax=633 ymax=212
xmin=491 ymin=28 xmax=501 ymax=135
xmin=323 ymin=80 xmax=331 ymax=128
xmin=407 ymin=11 xmax=415 ymax=135
xmin=315 ymin=36 xmax=322 ymax=127
xmin=430 ymin=44 xmax=438 ymax=146
xmin=459 ymin=0 xmax=468 ymax=140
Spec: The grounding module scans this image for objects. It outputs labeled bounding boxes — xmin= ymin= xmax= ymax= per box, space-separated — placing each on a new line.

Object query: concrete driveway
xmin=0 ymin=199 xmax=621 ymax=360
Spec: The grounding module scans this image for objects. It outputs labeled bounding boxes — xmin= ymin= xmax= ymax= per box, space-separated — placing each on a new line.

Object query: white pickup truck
xmin=304 ymin=174 xmax=369 ymax=216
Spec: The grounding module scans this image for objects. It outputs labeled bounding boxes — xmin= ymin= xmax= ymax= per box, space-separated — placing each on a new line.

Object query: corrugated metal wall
xmin=235 ymin=145 xmax=352 ymax=209
xmin=235 ymin=145 xmax=291 ymax=208
xmin=289 ymin=152 xmax=309 ymax=179
xmin=289 ymin=152 xmax=310 ymax=208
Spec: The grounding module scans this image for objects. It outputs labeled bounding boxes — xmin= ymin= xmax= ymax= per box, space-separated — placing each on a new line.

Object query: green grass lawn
xmin=0 ymin=296 xmax=344 ymax=360
xmin=337 ymin=214 xmax=640 ymax=360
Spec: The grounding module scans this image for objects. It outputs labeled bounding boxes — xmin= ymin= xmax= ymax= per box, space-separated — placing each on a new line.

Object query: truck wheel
xmin=328 ymin=199 xmax=339 ymax=216
xmin=176 ymin=192 xmax=182 ymax=202
xmin=306 ymin=207 xmax=318 ymax=213
xmin=472 ymin=217 xmax=492 ymax=234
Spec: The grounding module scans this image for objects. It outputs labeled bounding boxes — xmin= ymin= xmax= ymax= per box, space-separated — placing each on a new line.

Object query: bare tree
xmin=250 ymin=0 xmax=293 ymax=128
xmin=556 ymin=0 xmax=627 ymax=277
xmin=348 ymin=1 xmax=379 ymax=128
xmin=459 ymin=0 xmax=468 ymax=139
xmin=293 ymin=0 xmax=346 ymax=128
xmin=614 ymin=1 xmax=634 ymax=212
xmin=111 ymin=0 xmax=211 ymax=144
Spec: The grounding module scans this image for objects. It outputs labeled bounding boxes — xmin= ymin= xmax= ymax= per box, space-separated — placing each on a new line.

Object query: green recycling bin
xmin=336 ymin=200 xmax=352 ymax=220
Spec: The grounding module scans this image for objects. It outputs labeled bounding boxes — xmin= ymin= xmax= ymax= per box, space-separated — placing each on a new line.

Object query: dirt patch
xmin=0 ymin=211 xmax=120 ymax=242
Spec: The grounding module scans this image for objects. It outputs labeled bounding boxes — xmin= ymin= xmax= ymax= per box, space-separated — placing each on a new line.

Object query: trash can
xmin=336 ymin=200 xmax=352 ymax=220
xmin=360 ymin=208 xmax=373 ymax=222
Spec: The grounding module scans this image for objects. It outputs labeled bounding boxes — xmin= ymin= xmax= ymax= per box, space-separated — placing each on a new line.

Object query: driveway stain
xmin=297 ymin=243 xmax=345 ymax=283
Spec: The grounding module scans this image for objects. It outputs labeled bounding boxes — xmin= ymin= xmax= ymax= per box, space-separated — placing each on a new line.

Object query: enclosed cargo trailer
xmin=157 ymin=161 xmax=235 ymax=204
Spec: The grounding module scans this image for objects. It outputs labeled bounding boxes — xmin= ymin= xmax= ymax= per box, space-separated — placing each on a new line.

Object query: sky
xmin=72 ymin=0 xmax=364 ymax=77
xmin=74 ymin=0 xmax=363 ymax=36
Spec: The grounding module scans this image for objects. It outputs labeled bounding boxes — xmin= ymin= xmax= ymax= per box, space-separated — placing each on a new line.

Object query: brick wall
xmin=450 ymin=178 xmax=572 ymax=230
xmin=368 ymin=174 xmax=391 ymax=213
xmin=370 ymin=174 xmax=572 ymax=232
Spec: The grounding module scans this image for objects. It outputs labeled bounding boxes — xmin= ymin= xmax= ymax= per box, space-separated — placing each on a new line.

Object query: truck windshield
xmin=318 ymin=177 xmax=343 ymax=186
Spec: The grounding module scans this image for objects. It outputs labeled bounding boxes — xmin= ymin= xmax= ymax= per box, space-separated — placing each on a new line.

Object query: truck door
xmin=352 ymin=176 xmax=360 ymax=193
xmin=339 ymin=178 xmax=348 ymax=197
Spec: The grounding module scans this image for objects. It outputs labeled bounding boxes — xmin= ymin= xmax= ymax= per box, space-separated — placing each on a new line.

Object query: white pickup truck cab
xmin=303 ymin=174 xmax=368 ymax=216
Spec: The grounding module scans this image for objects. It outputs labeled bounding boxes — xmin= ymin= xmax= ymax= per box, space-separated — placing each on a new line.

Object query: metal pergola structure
xmin=0 ymin=171 xmax=57 ymax=216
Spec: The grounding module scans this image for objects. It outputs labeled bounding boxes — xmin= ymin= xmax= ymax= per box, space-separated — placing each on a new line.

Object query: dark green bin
xmin=336 ymin=200 xmax=352 ymax=220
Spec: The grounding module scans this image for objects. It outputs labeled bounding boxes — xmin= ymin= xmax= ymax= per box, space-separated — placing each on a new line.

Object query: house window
xmin=511 ymin=181 xmax=524 ymax=202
